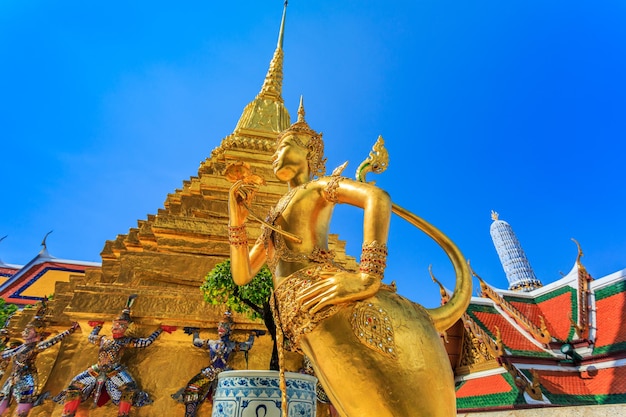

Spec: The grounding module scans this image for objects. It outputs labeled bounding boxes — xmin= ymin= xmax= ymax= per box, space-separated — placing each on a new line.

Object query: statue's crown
xmin=277 ymin=96 xmax=326 ymax=177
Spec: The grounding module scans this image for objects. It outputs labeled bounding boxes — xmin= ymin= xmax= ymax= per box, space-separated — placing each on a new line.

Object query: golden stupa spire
xmin=232 ymin=1 xmax=291 ymax=139
xmin=258 ymin=1 xmax=287 ymax=100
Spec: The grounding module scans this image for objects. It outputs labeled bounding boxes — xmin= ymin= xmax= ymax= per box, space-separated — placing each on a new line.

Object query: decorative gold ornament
xmin=350 ymin=301 xmax=396 ymax=358
xmin=228 ymin=224 xmax=249 ymax=247
xmin=355 ymin=135 xmax=389 ymax=183
xmin=359 ymin=241 xmax=388 ymax=280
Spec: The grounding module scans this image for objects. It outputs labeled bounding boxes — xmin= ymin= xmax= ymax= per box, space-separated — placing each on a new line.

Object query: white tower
xmin=490 ymin=211 xmax=542 ymax=292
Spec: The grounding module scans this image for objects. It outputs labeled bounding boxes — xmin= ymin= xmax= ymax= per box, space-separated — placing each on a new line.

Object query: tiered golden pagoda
xmin=4 ymin=6 xmax=355 ymax=417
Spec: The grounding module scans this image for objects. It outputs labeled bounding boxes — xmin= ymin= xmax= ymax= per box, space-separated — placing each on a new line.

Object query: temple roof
xmin=454 ymin=250 xmax=626 ymax=411
xmin=0 ymin=247 xmax=99 ymax=306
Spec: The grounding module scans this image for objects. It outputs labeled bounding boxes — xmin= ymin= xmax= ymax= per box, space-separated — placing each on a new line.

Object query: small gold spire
xmin=258 ymin=2 xmax=288 ymax=100
xmin=278 ymin=1 xmax=287 ymax=49
xmin=297 ymin=95 xmax=305 ymax=122
xmin=491 ymin=210 xmax=499 ymax=221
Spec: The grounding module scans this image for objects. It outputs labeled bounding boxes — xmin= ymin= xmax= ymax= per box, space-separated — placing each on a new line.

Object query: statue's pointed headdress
xmin=218 ymin=310 xmax=234 ymax=334
xmin=28 ymin=297 xmax=49 ymax=335
xmin=116 ymin=294 xmax=137 ymax=323
xmin=276 ymin=96 xmax=326 ymax=178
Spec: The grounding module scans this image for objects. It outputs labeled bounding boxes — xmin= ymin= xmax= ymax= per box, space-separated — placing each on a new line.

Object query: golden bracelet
xmin=359 ymin=241 xmax=388 ymax=280
xmin=228 ymin=224 xmax=248 ymax=247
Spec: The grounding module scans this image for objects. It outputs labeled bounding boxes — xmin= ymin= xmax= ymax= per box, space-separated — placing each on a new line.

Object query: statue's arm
xmin=37 ymin=322 xmax=79 ymax=351
xmin=87 ymin=323 xmax=104 ymax=344
xmin=238 ymin=333 xmax=256 ymax=351
xmin=326 ymin=178 xmax=392 ymax=245
xmin=298 ymin=178 xmax=391 ymax=313
xmin=129 ymin=328 xmax=163 ymax=348
xmin=228 ymin=180 xmax=267 ymax=286
xmin=1 ymin=346 xmax=19 ymax=359
xmin=192 ymin=331 xmax=208 ymax=349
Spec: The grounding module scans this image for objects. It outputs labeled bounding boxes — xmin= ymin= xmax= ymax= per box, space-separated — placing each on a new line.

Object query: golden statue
xmin=227 ymin=97 xmax=472 ymax=417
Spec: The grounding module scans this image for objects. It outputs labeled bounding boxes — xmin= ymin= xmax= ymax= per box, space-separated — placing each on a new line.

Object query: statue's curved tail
xmin=392 ymin=204 xmax=472 ymax=332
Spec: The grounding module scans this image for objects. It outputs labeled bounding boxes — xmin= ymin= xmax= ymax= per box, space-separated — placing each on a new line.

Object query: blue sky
xmin=1 ymin=1 xmax=625 ymax=307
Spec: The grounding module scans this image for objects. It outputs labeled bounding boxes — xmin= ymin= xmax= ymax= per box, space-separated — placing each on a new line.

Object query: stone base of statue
xmin=212 ymin=370 xmax=318 ymax=417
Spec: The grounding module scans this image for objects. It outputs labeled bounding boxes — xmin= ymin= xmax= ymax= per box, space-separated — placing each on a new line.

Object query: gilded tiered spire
xmin=232 ymin=2 xmax=291 ymax=139
xmin=258 ymin=3 xmax=287 ymax=100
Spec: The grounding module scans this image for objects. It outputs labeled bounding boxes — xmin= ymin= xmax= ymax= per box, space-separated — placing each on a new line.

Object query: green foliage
xmin=201 ymin=259 xmax=273 ymax=320
xmin=0 ymin=299 xmax=17 ymax=328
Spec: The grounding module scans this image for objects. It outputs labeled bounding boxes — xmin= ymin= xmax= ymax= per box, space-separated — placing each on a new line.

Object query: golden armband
xmin=359 ymin=241 xmax=388 ymax=280
xmin=228 ymin=224 xmax=248 ymax=247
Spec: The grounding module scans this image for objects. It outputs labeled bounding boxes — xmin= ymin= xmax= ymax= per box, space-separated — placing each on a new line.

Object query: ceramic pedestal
xmin=212 ymin=370 xmax=317 ymax=417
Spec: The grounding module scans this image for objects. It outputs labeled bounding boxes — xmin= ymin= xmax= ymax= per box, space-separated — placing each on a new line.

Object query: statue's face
xmin=111 ymin=319 xmax=129 ymax=339
xmin=22 ymin=325 xmax=39 ymax=343
xmin=272 ymin=134 xmax=309 ymax=181
xmin=217 ymin=322 xmax=231 ymax=339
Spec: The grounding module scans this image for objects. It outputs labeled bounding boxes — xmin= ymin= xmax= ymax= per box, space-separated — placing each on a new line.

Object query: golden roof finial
xmin=258 ymin=1 xmax=288 ymax=100
xmin=278 ymin=1 xmax=287 ymax=49
xmin=429 ymin=265 xmax=449 ymax=303
xmin=491 ymin=210 xmax=499 ymax=221
xmin=571 ymin=238 xmax=584 ymax=265
xmin=40 ymin=230 xmax=53 ymax=252
xmin=468 ymin=261 xmax=489 ymax=294
xmin=231 ymin=3 xmax=291 ymax=138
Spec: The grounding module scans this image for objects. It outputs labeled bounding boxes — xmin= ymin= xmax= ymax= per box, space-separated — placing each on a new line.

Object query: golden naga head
xmin=276 ymin=96 xmax=326 ymax=178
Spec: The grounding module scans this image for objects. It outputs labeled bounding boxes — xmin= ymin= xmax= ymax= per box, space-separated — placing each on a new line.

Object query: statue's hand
xmin=228 ymin=180 xmax=257 ymax=225
xmin=297 ymin=271 xmax=381 ymax=315
xmin=88 ymin=321 xmax=104 ymax=328
xmin=183 ymin=327 xmax=200 ymax=335
xmin=160 ymin=325 xmax=177 ymax=334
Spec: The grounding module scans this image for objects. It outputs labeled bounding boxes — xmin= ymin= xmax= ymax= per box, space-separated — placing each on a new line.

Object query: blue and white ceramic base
xmin=212 ymin=370 xmax=317 ymax=417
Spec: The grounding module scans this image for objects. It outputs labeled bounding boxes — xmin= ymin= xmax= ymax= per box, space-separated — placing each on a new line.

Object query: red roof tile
xmin=537 ymin=367 xmax=626 ymax=396
xmin=0 ymin=267 xmax=17 ymax=276
xmin=457 ymin=373 xmax=514 ymax=398
xmin=536 ymin=292 xmax=575 ymax=341
xmin=473 ymin=311 xmax=545 ymax=353
xmin=507 ymin=291 xmax=574 ymax=343
xmin=595 ymin=292 xmax=626 ymax=348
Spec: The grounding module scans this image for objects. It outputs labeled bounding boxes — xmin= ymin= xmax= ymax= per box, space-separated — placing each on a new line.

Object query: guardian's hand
xmin=160 ymin=325 xmax=177 ymax=334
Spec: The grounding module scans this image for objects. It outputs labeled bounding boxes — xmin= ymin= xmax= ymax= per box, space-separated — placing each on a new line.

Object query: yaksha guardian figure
xmin=54 ymin=295 xmax=176 ymax=417
xmin=172 ymin=311 xmax=262 ymax=417
xmin=0 ymin=299 xmax=78 ymax=417
xmin=227 ymin=98 xmax=472 ymax=417
xmin=0 ymin=328 xmax=12 ymax=380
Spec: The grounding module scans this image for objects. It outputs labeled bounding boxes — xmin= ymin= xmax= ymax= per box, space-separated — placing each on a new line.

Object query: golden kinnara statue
xmin=227 ymin=97 xmax=472 ymax=417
